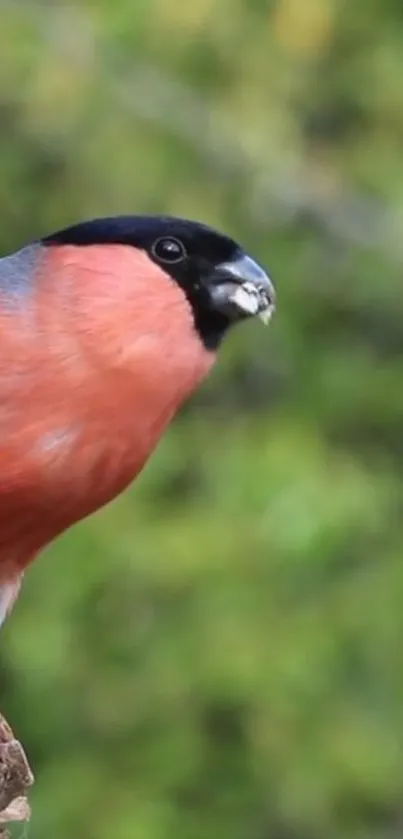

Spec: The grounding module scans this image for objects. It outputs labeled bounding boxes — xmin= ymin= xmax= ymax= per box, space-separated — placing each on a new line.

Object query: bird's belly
xmin=0 ymin=313 xmax=214 ymax=578
xmin=0 ymin=402 xmax=173 ymax=575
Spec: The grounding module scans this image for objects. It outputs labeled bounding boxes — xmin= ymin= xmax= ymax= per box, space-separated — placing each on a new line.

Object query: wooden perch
xmin=0 ymin=714 xmax=34 ymax=838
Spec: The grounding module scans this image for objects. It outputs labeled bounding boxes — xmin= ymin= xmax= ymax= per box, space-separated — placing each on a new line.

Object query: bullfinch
xmin=0 ymin=215 xmax=275 ymax=626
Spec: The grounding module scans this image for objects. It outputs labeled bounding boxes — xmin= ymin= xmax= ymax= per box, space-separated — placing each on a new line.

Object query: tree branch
xmin=0 ymin=714 xmax=34 ymax=839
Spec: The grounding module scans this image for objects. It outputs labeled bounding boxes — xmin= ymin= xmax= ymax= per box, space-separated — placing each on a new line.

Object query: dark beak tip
xmin=218 ymin=254 xmax=273 ymax=285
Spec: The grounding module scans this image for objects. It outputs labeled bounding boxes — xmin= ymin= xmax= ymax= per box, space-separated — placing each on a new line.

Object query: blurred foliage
xmin=1 ymin=1 xmax=403 ymax=838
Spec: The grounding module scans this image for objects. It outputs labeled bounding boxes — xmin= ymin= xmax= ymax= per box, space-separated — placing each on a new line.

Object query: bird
xmin=0 ymin=214 xmax=275 ymax=627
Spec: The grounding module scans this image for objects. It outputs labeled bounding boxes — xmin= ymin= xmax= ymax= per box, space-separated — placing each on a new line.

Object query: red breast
xmin=0 ymin=244 xmax=215 ymax=575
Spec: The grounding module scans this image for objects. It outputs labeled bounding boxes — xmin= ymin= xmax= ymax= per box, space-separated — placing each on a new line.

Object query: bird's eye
xmin=152 ymin=237 xmax=186 ymax=264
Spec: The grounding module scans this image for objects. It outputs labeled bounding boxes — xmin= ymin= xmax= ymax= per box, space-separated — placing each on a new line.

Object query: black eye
xmin=152 ymin=236 xmax=187 ymax=264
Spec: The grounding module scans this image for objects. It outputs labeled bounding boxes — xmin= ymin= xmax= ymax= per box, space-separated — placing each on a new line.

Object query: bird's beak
xmin=208 ymin=254 xmax=276 ymax=324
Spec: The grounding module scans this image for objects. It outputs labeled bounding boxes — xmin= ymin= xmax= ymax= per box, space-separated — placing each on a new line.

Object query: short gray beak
xmin=209 ymin=254 xmax=275 ymax=324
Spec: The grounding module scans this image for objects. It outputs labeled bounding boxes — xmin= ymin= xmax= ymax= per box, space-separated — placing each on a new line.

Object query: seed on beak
xmin=229 ymin=281 xmax=275 ymax=324
xmin=229 ymin=282 xmax=260 ymax=316
xmin=258 ymin=305 xmax=274 ymax=325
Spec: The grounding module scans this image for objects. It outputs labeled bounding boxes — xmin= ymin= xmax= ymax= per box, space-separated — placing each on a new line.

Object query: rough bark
xmin=0 ymin=714 xmax=33 ymax=838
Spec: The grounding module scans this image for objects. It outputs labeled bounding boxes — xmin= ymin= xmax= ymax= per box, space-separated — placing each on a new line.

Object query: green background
xmin=2 ymin=2 xmax=403 ymax=837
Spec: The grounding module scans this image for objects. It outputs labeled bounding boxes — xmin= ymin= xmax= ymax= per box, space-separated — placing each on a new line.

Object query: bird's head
xmin=43 ymin=215 xmax=275 ymax=351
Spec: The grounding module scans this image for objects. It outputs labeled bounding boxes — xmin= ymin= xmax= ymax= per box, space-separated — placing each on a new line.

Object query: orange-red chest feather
xmin=0 ymin=244 xmax=214 ymax=577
